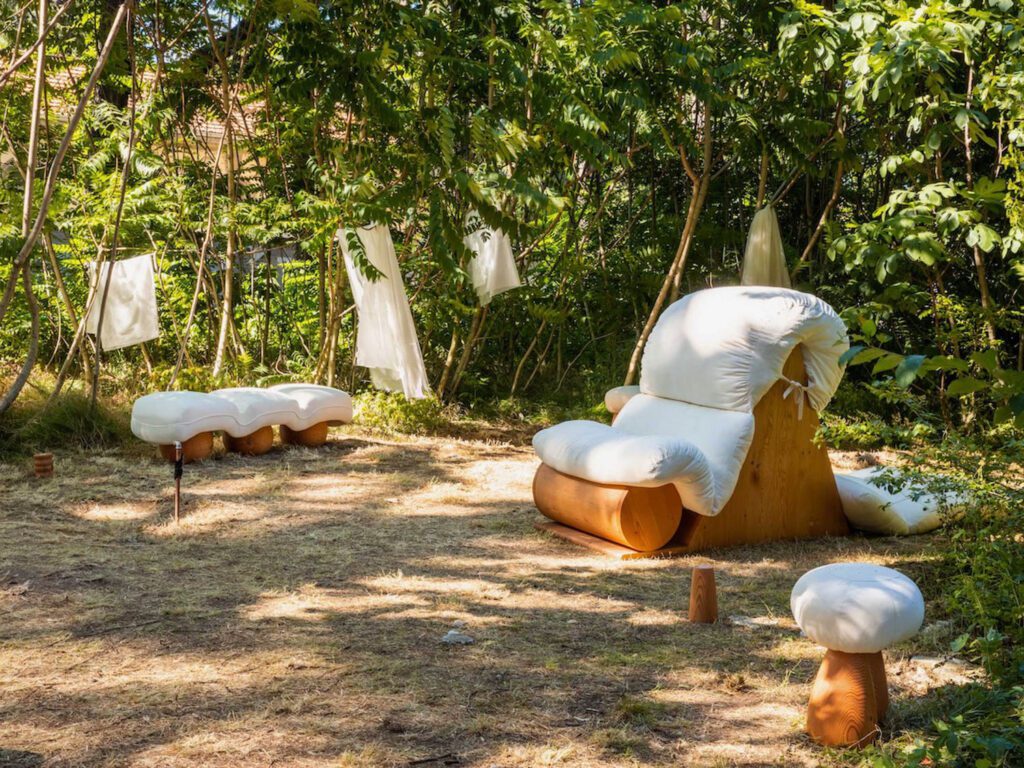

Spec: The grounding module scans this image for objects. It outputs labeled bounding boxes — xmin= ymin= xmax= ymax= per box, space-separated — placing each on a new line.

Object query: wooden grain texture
xmin=688 ymin=565 xmax=718 ymax=623
xmin=807 ymin=650 xmax=881 ymax=748
xmin=533 ymin=464 xmax=682 ymax=551
xmin=533 ymin=522 xmax=696 ymax=560
xmin=280 ymin=421 xmax=329 ymax=447
xmin=673 ymin=345 xmax=849 ymax=552
xmin=869 ymin=651 xmax=889 ymax=721
xmin=159 ymin=431 xmax=214 ymax=463
xmin=223 ymin=426 xmax=275 ymax=456
xmin=33 ymin=452 xmax=53 ymax=478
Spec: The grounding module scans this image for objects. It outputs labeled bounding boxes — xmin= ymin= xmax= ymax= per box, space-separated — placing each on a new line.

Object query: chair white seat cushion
xmin=835 ymin=467 xmax=960 ymax=535
xmin=533 ymin=395 xmax=754 ymax=517
xmin=791 ymin=563 xmax=925 ymax=653
xmin=131 ymin=385 xmax=353 ymax=444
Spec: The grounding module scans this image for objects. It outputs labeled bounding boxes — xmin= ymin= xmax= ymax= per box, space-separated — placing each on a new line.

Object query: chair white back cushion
xmin=640 ymin=286 xmax=848 ymax=413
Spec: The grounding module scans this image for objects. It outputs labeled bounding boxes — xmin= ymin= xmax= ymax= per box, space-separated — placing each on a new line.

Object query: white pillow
xmin=836 ymin=467 xmax=963 ymax=535
xmin=639 ymin=286 xmax=848 ymax=413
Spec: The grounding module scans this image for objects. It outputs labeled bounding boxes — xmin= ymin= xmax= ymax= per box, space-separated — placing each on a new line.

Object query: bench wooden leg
xmin=280 ymin=422 xmax=329 ymax=447
xmin=159 ymin=432 xmax=213 ymax=463
xmin=807 ymin=649 xmax=881 ymax=747
xmin=223 ymin=426 xmax=274 ymax=456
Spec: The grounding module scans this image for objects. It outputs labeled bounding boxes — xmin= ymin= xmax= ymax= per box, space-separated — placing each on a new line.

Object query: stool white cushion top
xmin=790 ymin=563 xmax=925 ymax=654
xmin=131 ymin=385 xmax=353 ymax=444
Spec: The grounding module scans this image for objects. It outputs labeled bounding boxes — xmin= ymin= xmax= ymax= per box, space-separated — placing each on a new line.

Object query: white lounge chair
xmin=532 ymin=286 xmax=851 ymax=555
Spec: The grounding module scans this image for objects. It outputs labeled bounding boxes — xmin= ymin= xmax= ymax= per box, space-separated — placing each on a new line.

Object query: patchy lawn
xmin=0 ymin=430 xmax=961 ymax=767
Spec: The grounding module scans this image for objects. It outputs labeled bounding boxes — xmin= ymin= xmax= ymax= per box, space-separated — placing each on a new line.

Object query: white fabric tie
xmin=781 ymin=376 xmax=810 ymax=419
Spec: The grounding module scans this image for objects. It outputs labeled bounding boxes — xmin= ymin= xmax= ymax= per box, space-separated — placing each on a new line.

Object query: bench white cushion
xmin=131 ymin=385 xmax=352 ymax=445
xmin=791 ymin=563 xmax=924 ymax=653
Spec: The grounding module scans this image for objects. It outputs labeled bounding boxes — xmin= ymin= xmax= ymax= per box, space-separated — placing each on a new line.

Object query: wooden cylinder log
xmin=688 ymin=564 xmax=717 ymax=623
xmin=807 ymin=650 xmax=881 ymax=748
xmin=532 ymin=463 xmax=682 ymax=551
xmin=159 ymin=432 xmax=214 ymax=463
xmin=223 ymin=426 xmax=275 ymax=456
xmin=280 ymin=421 xmax=329 ymax=448
xmin=33 ymin=452 xmax=54 ymax=478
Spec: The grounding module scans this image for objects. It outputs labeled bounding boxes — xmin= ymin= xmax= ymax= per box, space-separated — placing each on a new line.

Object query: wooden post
xmin=173 ymin=441 xmax=182 ymax=522
xmin=806 ymin=649 xmax=882 ymax=747
xmin=688 ymin=564 xmax=717 ymax=623
xmin=33 ymin=452 xmax=53 ymax=479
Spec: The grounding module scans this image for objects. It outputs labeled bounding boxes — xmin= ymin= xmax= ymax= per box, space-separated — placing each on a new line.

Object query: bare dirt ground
xmin=0 ymin=431 xmax=957 ymax=767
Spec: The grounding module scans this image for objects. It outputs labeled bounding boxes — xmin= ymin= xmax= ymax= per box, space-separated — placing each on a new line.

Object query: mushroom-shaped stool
xmin=790 ymin=563 xmax=924 ymax=747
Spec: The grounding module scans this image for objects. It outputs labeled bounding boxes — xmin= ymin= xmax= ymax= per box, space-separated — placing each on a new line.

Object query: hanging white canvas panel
xmin=86 ymin=253 xmax=160 ymax=351
xmin=464 ymin=211 xmax=521 ymax=306
xmin=339 ymin=224 xmax=430 ymax=400
xmin=740 ymin=205 xmax=792 ymax=288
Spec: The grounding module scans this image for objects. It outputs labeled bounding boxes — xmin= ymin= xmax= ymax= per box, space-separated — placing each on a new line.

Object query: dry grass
xmin=0 ymin=429 xmax=955 ymax=767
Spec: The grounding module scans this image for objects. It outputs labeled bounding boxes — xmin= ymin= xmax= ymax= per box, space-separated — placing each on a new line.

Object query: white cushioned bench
xmin=131 ymin=384 xmax=353 ymax=461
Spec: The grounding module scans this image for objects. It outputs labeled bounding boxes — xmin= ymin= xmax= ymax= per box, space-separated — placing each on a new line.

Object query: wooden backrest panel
xmin=675 ymin=345 xmax=849 ymax=551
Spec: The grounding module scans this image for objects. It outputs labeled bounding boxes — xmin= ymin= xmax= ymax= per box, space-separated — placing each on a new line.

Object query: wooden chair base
xmin=807 ymin=650 xmax=887 ymax=747
xmin=159 ymin=432 xmax=214 ymax=463
xmin=223 ymin=426 xmax=274 ymax=456
xmin=280 ymin=421 xmax=329 ymax=447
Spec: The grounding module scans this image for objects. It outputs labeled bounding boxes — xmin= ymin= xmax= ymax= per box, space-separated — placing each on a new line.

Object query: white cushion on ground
xmin=532 ymin=420 xmax=716 ymax=515
xmin=836 ymin=467 xmax=960 ymax=535
xmin=791 ymin=563 xmax=925 ymax=653
xmin=131 ymin=385 xmax=353 ymax=444
xmin=604 ymin=385 xmax=641 ymax=414
xmin=640 ymin=286 xmax=848 ymax=413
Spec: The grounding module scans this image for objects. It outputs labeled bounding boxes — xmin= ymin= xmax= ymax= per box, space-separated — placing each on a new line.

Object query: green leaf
xmin=947 ymin=378 xmax=988 ymax=396
xmin=872 ymin=353 xmax=903 ymax=374
xmin=895 ymin=354 xmax=926 ymax=387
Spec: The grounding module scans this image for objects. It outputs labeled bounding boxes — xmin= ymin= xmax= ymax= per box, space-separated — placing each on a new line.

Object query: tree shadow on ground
xmin=0 ymin=434 xmax=941 ymax=767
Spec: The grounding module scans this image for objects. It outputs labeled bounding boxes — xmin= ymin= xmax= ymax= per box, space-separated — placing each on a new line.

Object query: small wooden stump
xmin=223 ymin=426 xmax=275 ymax=456
xmin=688 ymin=564 xmax=717 ymax=623
xmin=33 ymin=453 xmax=54 ymax=479
xmin=159 ymin=432 xmax=213 ymax=464
xmin=280 ymin=421 xmax=329 ymax=448
xmin=807 ymin=649 xmax=884 ymax=747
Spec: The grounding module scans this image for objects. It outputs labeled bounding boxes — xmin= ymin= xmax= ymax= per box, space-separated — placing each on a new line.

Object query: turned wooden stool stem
xmin=807 ymin=650 xmax=883 ymax=747
xmin=688 ymin=564 xmax=717 ymax=623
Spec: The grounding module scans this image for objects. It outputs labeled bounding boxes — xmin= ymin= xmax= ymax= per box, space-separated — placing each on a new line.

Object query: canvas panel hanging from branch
xmin=740 ymin=205 xmax=791 ymax=288
xmin=339 ymin=224 xmax=430 ymax=400
xmin=85 ymin=253 xmax=160 ymax=351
